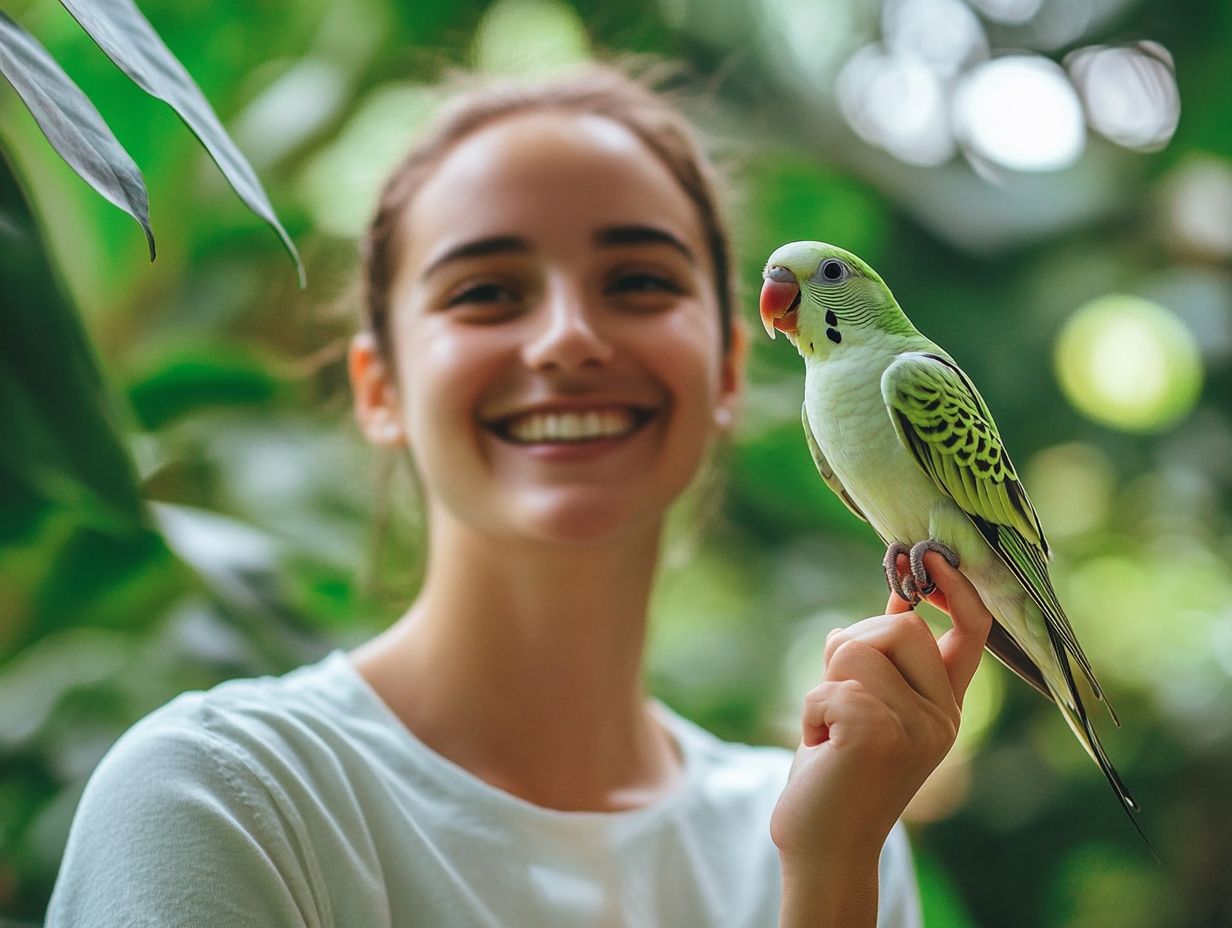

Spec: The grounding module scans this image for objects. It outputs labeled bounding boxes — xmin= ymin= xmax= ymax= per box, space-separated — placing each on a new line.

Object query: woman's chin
xmin=506 ymin=489 xmax=668 ymax=548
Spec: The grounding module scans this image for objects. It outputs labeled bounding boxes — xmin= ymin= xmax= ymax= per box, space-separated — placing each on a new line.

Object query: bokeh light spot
xmin=1162 ymin=156 xmax=1232 ymax=260
xmin=953 ymin=56 xmax=1085 ymax=172
xmin=761 ymin=0 xmax=874 ymax=87
xmin=965 ymin=0 xmax=1043 ymax=25
xmin=297 ymin=84 xmax=436 ymax=237
xmin=471 ymin=0 xmax=590 ymax=75
xmin=1054 ymin=294 xmax=1203 ymax=432
xmin=1047 ymin=843 xmax=1177 ymax=928
xmin=837 ymin=45 xmax=955 ymax=166
xmin=1068 ymin=43 xmax=1180 ymax=152
xmin=882 ymin=0 xmax=986 ymax=76
xmin=1025 ymin=442 xmax=1115 ymax=538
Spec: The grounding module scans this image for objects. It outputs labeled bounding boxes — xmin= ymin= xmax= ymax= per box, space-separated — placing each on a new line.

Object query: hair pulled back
xmin=360 ymin=62 xmax=736 ymax=356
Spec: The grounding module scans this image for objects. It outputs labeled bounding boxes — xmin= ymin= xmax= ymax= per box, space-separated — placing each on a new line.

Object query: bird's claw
xmin=885 ymin=539 xmax=960 ymax=606
xmin=907 ymin=539 xmax=960 ymax=601
xmin=883 ymin=542 xmax=919 ymax=605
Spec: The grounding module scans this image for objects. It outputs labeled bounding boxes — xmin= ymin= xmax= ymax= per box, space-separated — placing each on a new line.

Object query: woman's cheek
xmin=392 ymin=328 xmax=467 ymax=457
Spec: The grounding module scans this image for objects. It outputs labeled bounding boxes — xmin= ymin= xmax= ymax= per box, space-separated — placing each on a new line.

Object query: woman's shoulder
xmin=93 ymin=650 xmax=364 ymax=793
xmin=47 ymin=654 xmax=361 ymax=927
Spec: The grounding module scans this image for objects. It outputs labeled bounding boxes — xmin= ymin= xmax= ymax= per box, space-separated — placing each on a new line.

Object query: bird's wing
xmin=879 ymin=351 xmax=1112 ymax=714
xmin=801 ymin=403 xmax=873 ymax=527
xmin=881 ymin=352 xmax=1146 ymax=825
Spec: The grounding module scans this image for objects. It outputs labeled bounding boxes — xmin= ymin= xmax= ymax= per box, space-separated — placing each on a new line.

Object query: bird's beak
xmin=760 ymin=266 xmax=801 ymax=340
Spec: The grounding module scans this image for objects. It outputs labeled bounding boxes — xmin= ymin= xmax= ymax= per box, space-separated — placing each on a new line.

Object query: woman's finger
xmin=800 ymin=678 xmax=904 ymax=751
xmin=823 ymin=637 xmax=942 ymax=725
xmin=824 ymin=611 xmax=953 ymax=711
xmin=921 ymin=552 xmax=994 ymax=704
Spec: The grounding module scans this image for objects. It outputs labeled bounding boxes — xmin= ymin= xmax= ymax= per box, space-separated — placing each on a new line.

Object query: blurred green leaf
xmin=728 ymin=422 xmax=873 ymax=539
xmin=0 ymin=149 xmax=142 ymax=535
xmin=747 ymin=155 xmax=889 ymax=270
xmin=0 ymin=628 xmax=128 ymax=749
xmin=914 ymin=846 xmax=978 ymax=928
xmin=125 ymin=342 xmax=290 ymax=430
xmin=3 ymin=1 xmax=1231 ymax=925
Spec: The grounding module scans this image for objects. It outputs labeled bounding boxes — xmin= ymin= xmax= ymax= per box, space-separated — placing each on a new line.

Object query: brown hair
xmin=359 ymin=62 xmax=736 ymax=356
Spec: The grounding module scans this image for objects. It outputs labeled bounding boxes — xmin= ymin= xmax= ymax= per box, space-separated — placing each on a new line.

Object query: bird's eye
xmin=821 ymin=260 xmax=845 ymax=281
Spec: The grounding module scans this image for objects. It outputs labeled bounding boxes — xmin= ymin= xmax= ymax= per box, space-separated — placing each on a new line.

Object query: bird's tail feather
xmin=1042 ymin=619 xmax=1158 ymax=860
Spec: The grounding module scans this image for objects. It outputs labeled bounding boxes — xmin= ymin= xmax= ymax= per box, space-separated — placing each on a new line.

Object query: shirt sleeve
xmin=877 ymin=821 xmax=924 ymax=928
xmin=45 ymin=715 xmax=329 ymax=928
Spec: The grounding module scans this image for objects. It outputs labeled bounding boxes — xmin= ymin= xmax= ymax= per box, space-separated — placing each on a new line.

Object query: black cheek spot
xmin=826 ymin=328 xmax=842 ymax=344
xmin=809 ymin=342 xmax=814 ymax=352
xmin=825 ymin=309 xmax=838 ymax=326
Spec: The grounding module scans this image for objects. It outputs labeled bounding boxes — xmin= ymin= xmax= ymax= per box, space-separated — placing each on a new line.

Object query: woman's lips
xmin=484 ymin=405 xmax=658 ymax=448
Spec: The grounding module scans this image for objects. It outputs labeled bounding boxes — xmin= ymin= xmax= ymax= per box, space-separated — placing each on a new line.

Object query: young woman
xmin=47 ymin=64 xmax=992 ymax=927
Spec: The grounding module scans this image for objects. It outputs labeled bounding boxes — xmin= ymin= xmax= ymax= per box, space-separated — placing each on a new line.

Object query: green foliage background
xmin=2 ymin=0 xmax=1231 ymax=924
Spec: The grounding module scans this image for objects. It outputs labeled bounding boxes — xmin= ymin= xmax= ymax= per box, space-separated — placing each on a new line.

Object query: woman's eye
xmin=445 ymin=282 xmax=519 ymax=307
xmin=607 ymin=272 xmax=683 ymax=295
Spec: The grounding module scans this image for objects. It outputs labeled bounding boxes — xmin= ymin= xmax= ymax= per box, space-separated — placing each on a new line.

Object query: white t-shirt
xmin=46 ymin=649 xmax=922 ymax=927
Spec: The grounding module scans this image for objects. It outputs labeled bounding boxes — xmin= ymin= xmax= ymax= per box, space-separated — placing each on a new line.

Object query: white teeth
xmin=506 ymin=409 xmax=640 ymax=444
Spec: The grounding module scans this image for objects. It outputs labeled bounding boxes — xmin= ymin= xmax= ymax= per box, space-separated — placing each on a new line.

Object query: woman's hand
xmin=771 ymin=552 xmax=993 ymax=925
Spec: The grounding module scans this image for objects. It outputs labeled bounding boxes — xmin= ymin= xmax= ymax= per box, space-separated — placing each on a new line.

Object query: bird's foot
xmin=882 ymin=542 xmax=917 ymax=605
xmin=907 ymin=539 xmax=961 ymax=597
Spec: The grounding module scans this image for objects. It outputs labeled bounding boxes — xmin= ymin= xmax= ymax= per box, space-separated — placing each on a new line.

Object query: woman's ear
xmin=715 ymin=318 xmax=748 ymax=431
xmin=349 ymin=333 xmax=406 ymax=447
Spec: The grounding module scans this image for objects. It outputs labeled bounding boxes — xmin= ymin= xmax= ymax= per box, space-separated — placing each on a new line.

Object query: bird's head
xmin=759 ymin=241 xmax=915 ymax=358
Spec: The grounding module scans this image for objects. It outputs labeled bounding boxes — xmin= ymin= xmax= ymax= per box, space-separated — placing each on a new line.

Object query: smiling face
xmin=359 ymin=110 xmax=742 ymax=546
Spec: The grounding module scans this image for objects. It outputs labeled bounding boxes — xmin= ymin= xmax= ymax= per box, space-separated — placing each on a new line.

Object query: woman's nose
xmin=520 ymin=285 xmax=615 ymax=372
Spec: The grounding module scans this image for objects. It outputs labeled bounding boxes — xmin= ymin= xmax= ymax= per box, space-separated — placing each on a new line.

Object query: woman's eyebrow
xmin=594 ymin=225 xmax=696 ymax=263
xmin=420 ymin=235 xmax=531 ymax=280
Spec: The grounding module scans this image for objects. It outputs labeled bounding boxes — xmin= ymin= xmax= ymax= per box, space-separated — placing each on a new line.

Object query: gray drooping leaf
xmin=58 ymin=0 xmax=306 ymax=286
xmin=0 ymin=11 xmax=154 ymax=260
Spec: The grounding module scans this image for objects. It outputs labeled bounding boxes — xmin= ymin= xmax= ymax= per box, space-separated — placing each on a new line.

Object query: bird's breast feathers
xmin=803 ymin=353 xmax=942 ymax=542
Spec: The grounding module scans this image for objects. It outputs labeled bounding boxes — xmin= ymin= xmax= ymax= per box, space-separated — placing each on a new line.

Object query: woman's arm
xmin=773 ymin=552 xmax=993 ymax=928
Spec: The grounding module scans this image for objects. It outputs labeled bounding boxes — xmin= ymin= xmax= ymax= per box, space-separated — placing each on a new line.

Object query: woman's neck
xmin=349 ymin=515 xmax=683 ymax=812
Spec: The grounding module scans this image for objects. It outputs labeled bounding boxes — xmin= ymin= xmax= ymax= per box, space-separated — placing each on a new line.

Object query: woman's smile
xmin=487 ymin=404 xmax=657 ymax=445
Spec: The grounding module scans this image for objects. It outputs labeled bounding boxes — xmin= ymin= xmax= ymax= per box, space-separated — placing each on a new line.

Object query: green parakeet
xmin=759 ymin=240 xmax=1144 ymax=837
